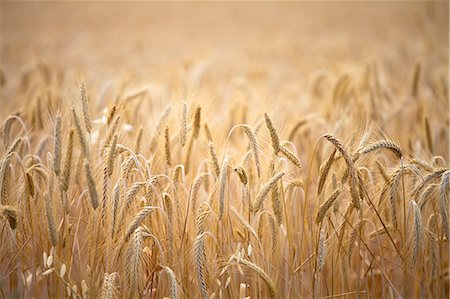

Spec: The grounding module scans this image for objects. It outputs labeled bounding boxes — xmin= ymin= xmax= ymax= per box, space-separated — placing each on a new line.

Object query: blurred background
xmin=1 ymin=2 xmax=448 ymax=84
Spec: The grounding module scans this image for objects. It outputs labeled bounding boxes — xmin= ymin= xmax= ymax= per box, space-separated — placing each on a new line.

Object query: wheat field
xmin=0 ymin=2 xmax=449 ymax=298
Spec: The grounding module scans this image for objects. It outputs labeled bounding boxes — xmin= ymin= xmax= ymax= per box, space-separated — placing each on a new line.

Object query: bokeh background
xmin=1 ymin=1 xmax=448 ymax=85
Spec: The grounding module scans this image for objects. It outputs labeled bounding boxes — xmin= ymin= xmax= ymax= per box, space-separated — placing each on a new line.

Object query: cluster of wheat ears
xmin=0 ymin=62 xmax=448 ymax=298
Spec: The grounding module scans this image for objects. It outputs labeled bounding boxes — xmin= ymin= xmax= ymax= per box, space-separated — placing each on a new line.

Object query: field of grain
xmin=0 ymin=2 xmax=449 ymax=298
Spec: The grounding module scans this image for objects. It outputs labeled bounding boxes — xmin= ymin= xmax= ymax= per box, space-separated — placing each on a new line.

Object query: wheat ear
xmin=271 ymin=177 xmax=283 ymax=225
xmin=196 ymin=202 xmax=210 ymax=235
xmin=438 ymin=170 xmax=449 ymax=239
xmin=317 ymin=228 xmax=327 ymax=274
xmin=53 ymin=112 xmax=62 ymax=175
xmin=162 ymin=266 xmax=179 ymax=299
xmin=72 ymin=107 xmax=90 ymax=158
xmin=60 ymin=129 xmax=74 ymax=192
xmin=111 ymin=180 xmax=121 ymax=238
xmin=84 ymin=159 xmax=99 ymax=210
xmin=80 ymin=80 xmax=92 ymax=133
xmin=44 ymin=192 xmax=58 ymax=246
xmin=208 ymin=141 xmax=220 ymax=178
xmin=180 ymin=101 xmax=187 ymax=147
xmin=99 ymin=272 xmax=118 ymax=299
xmin=164 ymin=125 xmax=171 ymax=168
xmin=0 ymin=155 xmax=11 ymax=205
xmin=426 ymin=214 xmax=440 ymax=280
xmin=219 ymin=155 xmax=230 ymax=220
xmin=193 ymin=106 xmax=201 ymax=139
xmin=101 ymin=116 xmax=120 ymax=157
xmin=317 ymin=148 xmax=337 ymax=195
xmin=125 ymin=227 xmax=147 ymax=298
xmin=264 ymin=113 xmax=280 ymax=154
xmin=236 ymin=124 xmax=261 ymax=177
xmin=229 ymin=255 xmax=277 ymax=299
xmin=134 ymin=125 xmax=143 ymax=154
xmin=322 ymin=134 xmax=359 ymax=208
xmin=194 ymin=232 xmax=209 ymax=299
xmin=280 ymin=145 xmax=302 ymax=169
xmin=316 ymin=189 xmax=341 ymax=224
xmin=125 ymin=206 xmax=155 ymax=241
xmin=163 ymin=193 xmax=174 ymax=264
xmin=252 ymin=172 xmax=285 ymax=212
xmin=356 ymin=139 xmax=403 ymax=160
xmin=409 ymin=200 xmax=423 ymax=269
xmin=0 ymin=205 xmax=18 ymax=229
xmin=230 ymin=206 xmax=260 ymax=242
xmin=191 ymin=172 xmax=209 ymax=214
